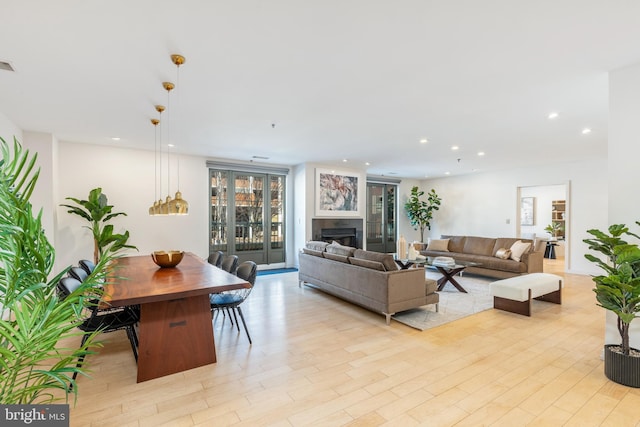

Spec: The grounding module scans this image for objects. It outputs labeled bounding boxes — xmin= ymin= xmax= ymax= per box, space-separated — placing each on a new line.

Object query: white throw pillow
xmin=427 ymin=238 xmax=450 ymax=252
xmin=509 ymin=240 xmax=531 ymax=262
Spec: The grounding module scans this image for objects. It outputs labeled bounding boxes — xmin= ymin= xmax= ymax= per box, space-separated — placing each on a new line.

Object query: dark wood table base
xmin=434 ymin=265 xmax=468 ymax=293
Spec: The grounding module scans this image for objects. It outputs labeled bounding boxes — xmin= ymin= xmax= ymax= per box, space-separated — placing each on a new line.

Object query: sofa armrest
xmin=522 ymin=250 xmax=543 ymax=273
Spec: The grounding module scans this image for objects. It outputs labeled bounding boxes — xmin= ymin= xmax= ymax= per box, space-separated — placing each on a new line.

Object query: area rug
xmin=392 ymin=272 xmax=494 ymax=330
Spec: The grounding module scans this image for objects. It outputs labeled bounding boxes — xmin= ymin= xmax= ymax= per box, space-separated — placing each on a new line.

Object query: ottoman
xmin=489 ymin=273 xmax=562 ymax=316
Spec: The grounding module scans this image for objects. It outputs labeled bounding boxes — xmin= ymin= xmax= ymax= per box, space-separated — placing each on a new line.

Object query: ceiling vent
xmin=0 ymin=61 xmax=15 ymax=72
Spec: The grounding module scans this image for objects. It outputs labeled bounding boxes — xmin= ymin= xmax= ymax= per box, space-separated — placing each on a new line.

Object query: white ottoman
xmin=489 ymin=273 xmax=562 ymax=316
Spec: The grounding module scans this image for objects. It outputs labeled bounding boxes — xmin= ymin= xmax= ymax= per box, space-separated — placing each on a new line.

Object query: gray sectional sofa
xmin=419 ymin=235 xmax=543 ymax=279
xmin=298 ymin=241 xmax=439 ymax=324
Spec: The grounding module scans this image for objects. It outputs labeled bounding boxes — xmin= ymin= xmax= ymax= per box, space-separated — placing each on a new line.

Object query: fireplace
xmin=320 ymin=227 xmax=357 ymax=247
xmin=312 ymin=218 xmax=363 ymax=249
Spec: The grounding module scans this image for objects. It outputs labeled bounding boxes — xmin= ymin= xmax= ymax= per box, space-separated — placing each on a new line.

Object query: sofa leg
xmin=385 ymin=313 xmax=391 ymax=325
xmin=435 ymin=303 xmax=439 ymax=313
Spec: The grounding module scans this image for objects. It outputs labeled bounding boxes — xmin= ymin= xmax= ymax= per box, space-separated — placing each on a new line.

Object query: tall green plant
xmin=404 ymin=186 xmax=442 ymax=242
xmin=0 ymin=136 xmax=106 ymax=403
xmin=584 ymin=223 xmax=640 ymax=356
xmin=61 ymin=188 xmax=137 ymax=263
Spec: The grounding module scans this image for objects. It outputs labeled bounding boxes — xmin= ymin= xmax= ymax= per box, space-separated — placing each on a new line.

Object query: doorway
xmin=517 ymin=182 xmax=569 ymax=271
xmin=366 ymin=182 xmax=397 ymax=253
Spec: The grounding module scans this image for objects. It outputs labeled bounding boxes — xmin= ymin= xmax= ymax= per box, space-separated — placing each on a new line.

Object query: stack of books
xmin=432 ymin=256 xmax=456 ymax=267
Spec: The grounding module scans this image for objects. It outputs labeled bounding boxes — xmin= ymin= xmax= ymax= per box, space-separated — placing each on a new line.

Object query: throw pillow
xmin=323 ymin=252 xmax=349 ymax=263
xmin=325 ymin=241 xmax=356 ymax=257
xmin=302 ymin=247 xmax=324 ymax=257
xmin=509 ymin=240 xmax=531 ymax=262
xmin=427 ymin=238 xmax=450 ymax=252
xmin=495 ymin=248 xmax=511 ymax=259
xmin=305 ymin=241 xmax=329 ymax=252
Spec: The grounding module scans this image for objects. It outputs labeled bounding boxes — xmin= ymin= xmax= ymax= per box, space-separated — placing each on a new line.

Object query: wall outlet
xmin=506 ymin=218 xmax=510 ymax=224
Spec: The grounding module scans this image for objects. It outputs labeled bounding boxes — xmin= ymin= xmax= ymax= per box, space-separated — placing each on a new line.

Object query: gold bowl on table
xmin=151 ymin=250 xmax=184 ymax=268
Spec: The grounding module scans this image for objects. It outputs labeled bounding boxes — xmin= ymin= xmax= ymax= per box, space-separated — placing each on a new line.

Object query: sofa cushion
xmin=353 ymin=249 xmax=399 ymax=271
xmin=495 ymin=248 xmax=512 ymax=259
xmin=441 ymin=235 xmax=466 ymax=253
xmin=323 ymin=252 xmax=350 ymax=263
xmin=348 ymin=257 xmax=386 ymax=271
xmin=463 ymin=236 xmax=497 ymax=256
xmin=509 ymin=240 xmax=531 ymax=262
xmin=302 ymin=247 xmax=324 ymax=257
xmin=326 ymin=241 xmax=356 ymax=257
xmin=493 ymin=238 xmax=533 ymax=255
xmin=306 ymin=241 xmax=329 ymax=252
xmin=427 ymin=238 xmax=449 ymax=251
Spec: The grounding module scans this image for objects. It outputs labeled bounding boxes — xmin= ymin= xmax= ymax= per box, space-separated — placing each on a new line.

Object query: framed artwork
xmin=315 ymin=168 xmax=360 ymax=216
xmin=520 ymin=197 xmax=535 ymax=226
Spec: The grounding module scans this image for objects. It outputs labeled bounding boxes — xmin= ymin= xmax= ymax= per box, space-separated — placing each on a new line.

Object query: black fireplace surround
xmin=311 ymin=219 xmax=363 ymax=249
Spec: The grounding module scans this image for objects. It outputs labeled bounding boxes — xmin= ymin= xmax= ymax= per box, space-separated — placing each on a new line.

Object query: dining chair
xmin=68 ymin=266 xmax=89 ymax=282
xmin=207 ymin=251 xmax=224 ymax=268
xmin=210 ymin=260 xmax=257 ymax=344
xmin=220 ymin=255 xmax=239 ymax=274
xmin=58 ymin=277 xmax=139 ymax=385
xmin=79 ymin=259 xmax=96 ymax=275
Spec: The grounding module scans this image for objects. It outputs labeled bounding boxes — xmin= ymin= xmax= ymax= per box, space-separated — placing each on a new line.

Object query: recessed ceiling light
xmin=0 ymin=61 xmax=15 ymax=72
xmin=365 ymin=162 xmax=370 ymax=166
xmin=477 ymin=151 xmax=485 ymax=156
xmin=445 ymin=171 xmax=451 ymax=175
xmin=451 ymin=146 xmax=459 ymax=151
xmin=582 ymin=128 xmax=592 ymax=134
xmin=420 ymin=138 xmax=428 ymax=144
xmin=111 ymin=137 xmax=121 ymax=141
xmin=548 ymin=112 xmax=559 ymax=119
xmin=342 ymin=159 xmax=348 ymax=162
xmin=424 ymin=175 xmax=429 ymax=178
xmin=168 ymin=144 xmax=175 ymax=148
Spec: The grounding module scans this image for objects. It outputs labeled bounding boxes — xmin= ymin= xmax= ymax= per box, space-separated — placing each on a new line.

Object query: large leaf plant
xmin=0 ymin=136 xmax=109 ymax=403
xmin=61 ymin=187 xmax=137 ymax=263
xmin=404 ymin=186 xmax=442 ymax=242
xmin=584 ymin=223 xmax=640 ymax=356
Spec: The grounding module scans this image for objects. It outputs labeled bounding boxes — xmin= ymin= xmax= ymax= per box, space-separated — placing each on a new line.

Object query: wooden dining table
xmin=103 ymin=252 xmax=250 ymax=382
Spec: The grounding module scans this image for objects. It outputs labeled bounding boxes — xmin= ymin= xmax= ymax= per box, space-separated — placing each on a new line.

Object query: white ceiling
xmin=2 ymin=1 xmax=640 ymax=179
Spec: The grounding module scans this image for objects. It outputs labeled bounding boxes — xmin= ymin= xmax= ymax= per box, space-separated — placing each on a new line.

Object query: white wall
xmin=422 ymin=158 xmax=607 ymax=275
xmin=607 ymin=61 xmax=640 ymax=348
xmin=0 ymin=112 xmax=23 ymax=143
xmin=56 ymin=141 xmax=210 ymax=271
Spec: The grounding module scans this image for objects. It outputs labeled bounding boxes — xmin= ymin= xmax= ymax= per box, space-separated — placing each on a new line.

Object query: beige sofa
xmin=298 ymin=241 xmax=439 ymax=324
xmin=419 ymin=235 xmax=543 ymax=279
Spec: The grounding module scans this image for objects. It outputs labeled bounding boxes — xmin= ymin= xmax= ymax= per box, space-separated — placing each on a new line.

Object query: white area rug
xmin=392 ymin=271 xmax=494 ymax=330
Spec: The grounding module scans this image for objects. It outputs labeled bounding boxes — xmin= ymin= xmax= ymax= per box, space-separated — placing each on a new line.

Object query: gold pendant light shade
xmin=149 ymin=54 xmax=189 ymax=216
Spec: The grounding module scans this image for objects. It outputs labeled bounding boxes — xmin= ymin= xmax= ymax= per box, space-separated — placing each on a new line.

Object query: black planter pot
xmin=604 ymin=344 xmax=640 ymax=388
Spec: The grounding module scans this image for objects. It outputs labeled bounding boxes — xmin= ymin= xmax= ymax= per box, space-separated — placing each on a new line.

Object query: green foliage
xmin=0 ymin=136 xmax=108 ymax=404
xmin=584 ymin=222 xmax=640 ymax=355
xmin=61 ymin=187 xmax=137 ymax=263
xmin=404 ymin=186 xmax=441 ymax=242
xmin=544 ymin=222 xmax=564 ymax=237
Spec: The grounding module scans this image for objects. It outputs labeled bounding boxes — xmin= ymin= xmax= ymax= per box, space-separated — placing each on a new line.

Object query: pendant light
xmin=160 ymin=81 xmax=174 ymax=215
xmin=149 ymin=117 xmax=160 ymax=215
xmin=167 ymin=54 xmax=189 ymax=215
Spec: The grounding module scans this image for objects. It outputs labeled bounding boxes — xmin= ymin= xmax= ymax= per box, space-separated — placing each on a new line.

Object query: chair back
xmin=79 ymin=259 xmax=95 ymax=274
xmin=58 ymin=277 xmax=82 ymax=299
xmin=221 ymin=255 xmax=239 ymax=273
xmin=236 ymin=261 xmax=257 ymax=286
xmin=69 ymin=266 xmax=89 ymax=282
xmin=207 ymin=251 xmax=224 ymax=268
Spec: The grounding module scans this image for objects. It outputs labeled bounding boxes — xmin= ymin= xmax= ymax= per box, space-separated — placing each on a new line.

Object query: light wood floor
xmin=63 ymin=259 xmax=640 ymax=426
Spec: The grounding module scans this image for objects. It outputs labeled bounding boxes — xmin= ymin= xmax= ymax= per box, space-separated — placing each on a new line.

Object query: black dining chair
xmin=220 ymin=255 xmax=239 ymax=274
xmin=207 ymin=251 xmax=224 ymax=268
xmin=79 ymin=259 xmax=96 ymax=275
xmin=58 ymin=277 xmax=139 ymax=385
xmin=210 ymin=261 xmax=257 ymax=344
xmin=68 ymin=266 xmax=89 ymax=282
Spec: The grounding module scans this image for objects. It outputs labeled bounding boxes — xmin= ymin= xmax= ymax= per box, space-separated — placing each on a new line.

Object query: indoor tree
xmin=61 ymin=188 xmax=137 ymax=263
xmin=404 ymin=186 xmax=442 ymax=242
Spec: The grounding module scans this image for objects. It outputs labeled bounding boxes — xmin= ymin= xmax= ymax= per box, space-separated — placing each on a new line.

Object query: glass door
xmin=210 ymin=169 xmax=285 ymax=265
xmin=366 ymin=183 xmax=397 ymax=253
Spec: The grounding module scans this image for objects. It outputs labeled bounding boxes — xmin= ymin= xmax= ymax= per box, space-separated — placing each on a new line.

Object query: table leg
xmin=435 ymin=266 xmax=468 ymax=293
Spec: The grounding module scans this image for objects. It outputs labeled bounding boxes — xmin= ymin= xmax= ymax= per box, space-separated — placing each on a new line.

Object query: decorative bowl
xmin=151 ymin=250 xmax=184 ymax=268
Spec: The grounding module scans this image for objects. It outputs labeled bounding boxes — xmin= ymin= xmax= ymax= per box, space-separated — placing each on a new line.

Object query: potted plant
xmin=544 ymin=222 xmax=563 ymax=239
xmin=0 ymin=136 xmax=110 ymax=403
xmin=404 ymin=186 xmax=441 ymax=242
xmin=61 ymin=188 xmax=137 ymax=263
xmin=584 ymin=223 xmax=640 ymax=388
